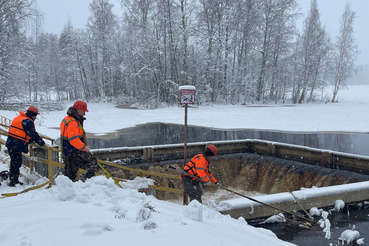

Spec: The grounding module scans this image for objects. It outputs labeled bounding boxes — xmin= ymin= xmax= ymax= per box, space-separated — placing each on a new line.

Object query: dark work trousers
xmin=63 ymin=152 xmax=97 ymax=181
xmin=183 ymin=176 xmax=202 ymax=203
xmin=8 ymin=149 xmax=23 ymax=183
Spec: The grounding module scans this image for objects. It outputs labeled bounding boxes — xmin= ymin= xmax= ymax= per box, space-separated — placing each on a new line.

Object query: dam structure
xmin=90 ymin=138 xmax=369 ymax=220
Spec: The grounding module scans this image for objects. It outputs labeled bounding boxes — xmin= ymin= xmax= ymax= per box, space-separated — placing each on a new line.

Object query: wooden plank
xmin=148 ymin=185 xmax=183 ymax=194
xmin=97 ymin=159 xmax=180 ymax=179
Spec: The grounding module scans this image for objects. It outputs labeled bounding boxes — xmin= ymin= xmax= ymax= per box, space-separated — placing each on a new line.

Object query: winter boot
xmin=8 ymin=180 xmax=24 ymax=187
xmin=9 ymin=172 xmax=23 ymax=186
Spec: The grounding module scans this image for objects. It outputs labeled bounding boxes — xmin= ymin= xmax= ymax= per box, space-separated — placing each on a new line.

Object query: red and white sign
xmin=179 ymin=86 xmax=196 ymax=105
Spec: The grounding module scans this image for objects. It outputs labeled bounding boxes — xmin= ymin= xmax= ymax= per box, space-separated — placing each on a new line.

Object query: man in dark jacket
xmin=60 ymin=100 xmax=97 ymax=181
xmin=6 ymin=106 xmax=45 ymax=186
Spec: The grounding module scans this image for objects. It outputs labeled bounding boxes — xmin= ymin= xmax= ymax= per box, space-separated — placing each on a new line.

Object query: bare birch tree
xmin=331 ymin=2 xmax=357 ymax=102
xmin=87 ymin=0 xmax=118 ymax=98
xmin=0 ymin=0 xmax=37 ymax=102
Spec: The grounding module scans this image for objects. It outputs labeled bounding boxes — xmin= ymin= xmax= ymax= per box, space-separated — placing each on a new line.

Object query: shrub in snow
xmin=136 ymin=207 xmax=152 ymax=223
xmin=182 ymin=200 xmax=203 ymax=222
xmin=338 ymin=230 xmax=360 ymax=244
xmin=143 ymin=202 xmax=158 ymax=213
xmin=115 ymin=209 xmax=126 ymax=219
xmin=135 ymin=202 xmax=158 ymax=223
xmin=143 ymin=221 xmax=158 ymax=230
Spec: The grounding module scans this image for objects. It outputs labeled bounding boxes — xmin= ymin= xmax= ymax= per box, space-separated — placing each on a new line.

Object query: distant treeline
xmin=0 ymin=0 xmax=358 ymax=107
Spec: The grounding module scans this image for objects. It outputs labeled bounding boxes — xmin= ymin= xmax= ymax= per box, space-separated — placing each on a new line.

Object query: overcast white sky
xmin=36 ymin=0 xmax=369 ymax=65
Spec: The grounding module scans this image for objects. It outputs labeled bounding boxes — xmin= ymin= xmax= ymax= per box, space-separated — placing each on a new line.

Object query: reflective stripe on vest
xmin=183 ymin=153 xmax=216 ymax=183
xmin=184 ymin=160 xmax=197 ymax=176
xmin=60 ymin=116 xmax=87 ymax=154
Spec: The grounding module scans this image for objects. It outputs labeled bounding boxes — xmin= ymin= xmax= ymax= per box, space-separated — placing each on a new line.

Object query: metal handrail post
xmin=29 ymin=146 xmax=34 ymax=173
xmin=48 ymin=148 xmax=53 ymax=181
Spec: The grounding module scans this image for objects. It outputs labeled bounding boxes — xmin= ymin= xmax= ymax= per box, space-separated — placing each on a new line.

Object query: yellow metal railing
xmin=27 ymin=144 xmax=183 ymax=194
xmin=0 ymin=115 xmax=12 ymax=126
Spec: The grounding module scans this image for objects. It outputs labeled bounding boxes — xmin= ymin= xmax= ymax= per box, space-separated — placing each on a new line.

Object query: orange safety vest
xmin=8 ymin=111 xmax=33 ymax=143
xmin=60 ymin=115 xmax=87 ymax=155
xmin=183 ymin=154 xmax=217 ymax=183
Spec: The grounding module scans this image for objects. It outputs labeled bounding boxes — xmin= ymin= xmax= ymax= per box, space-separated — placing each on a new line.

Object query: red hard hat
xmin=73 ymin=100 xmax=89 ymax=112
xmin=206 ymin=145 xmax=218 ymax=157
xmin=27 ymin=106 xmax=40 ymax=115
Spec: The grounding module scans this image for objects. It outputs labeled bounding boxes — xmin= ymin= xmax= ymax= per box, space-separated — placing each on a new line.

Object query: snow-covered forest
xmin=0 ymin=0 xmax=359 ymax=107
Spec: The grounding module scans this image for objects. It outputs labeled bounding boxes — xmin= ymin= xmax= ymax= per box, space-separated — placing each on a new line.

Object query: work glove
xmin=81 ymin=150 xmax=93 ymax=160
xmin=81 ymin=150 xmax=98 ymax=172
xmin=85 ymin=171 xmax=95 ymax=179
xmin=203 ymin=181 xmax=211 ymax=186
xmin=215 ymin=182 xmax=222 ymax=189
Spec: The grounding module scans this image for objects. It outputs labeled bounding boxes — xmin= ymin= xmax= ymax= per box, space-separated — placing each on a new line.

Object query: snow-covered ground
xmin=0 ymin=172 xmax=294 ymax=246
xmin=1 ymin=85 xmax=369 ymax=246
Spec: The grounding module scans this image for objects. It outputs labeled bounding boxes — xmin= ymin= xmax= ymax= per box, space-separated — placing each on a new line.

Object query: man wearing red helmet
xmin=182 ymin=145 xmax=222 ymax=203
xmin=60 ymin=100 xmax=97 ymax=181
xmin=6 ymin=106 xmax=45 ymax=186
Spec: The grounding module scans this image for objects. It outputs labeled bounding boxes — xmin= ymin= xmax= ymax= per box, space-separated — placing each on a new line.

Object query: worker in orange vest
xmin=6 ymin=106 xmax=45 ymax=186
xmin=182 ymin=145 xmax=221 ymax=203
xmin=60 ymin=101 xmax=97 ymax=181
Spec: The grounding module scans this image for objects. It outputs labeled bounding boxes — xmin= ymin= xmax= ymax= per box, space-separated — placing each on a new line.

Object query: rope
xmin=181 ymin=171 xmax=314 ymax=228
xmin=289 ymin=191 xmax=314 ymax=220
xmin=97 ymin=161 xmax=122 ymax=188
xmin=221 ymin=187 xmax=317 ymax=225
xmin=1 ymin=168 xmax=61 ymax=198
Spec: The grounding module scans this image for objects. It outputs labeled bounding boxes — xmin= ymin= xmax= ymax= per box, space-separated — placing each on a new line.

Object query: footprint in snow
xmin=20 ymin=235 xmax=32 ymax=246
xmin=80 ymin=222 xmax=114 ymax=235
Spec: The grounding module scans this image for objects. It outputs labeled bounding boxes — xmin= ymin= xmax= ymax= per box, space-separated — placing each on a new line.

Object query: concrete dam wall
xmin=111 ymin=152 xmax=369 ymax=203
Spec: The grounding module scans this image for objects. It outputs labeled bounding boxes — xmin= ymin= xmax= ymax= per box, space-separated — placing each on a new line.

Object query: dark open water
xmin=87 ymin=122 xmax=369 ymax=157
xmin=254 ymin=206 xmax=369 ymax=245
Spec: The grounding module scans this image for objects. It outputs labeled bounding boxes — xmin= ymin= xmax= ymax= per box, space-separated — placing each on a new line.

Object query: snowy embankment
xmin=0 ymin=170 xmax=295 ymax=246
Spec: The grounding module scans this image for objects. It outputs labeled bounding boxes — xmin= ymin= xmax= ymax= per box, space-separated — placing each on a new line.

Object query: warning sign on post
xmin=179 ymin=86 xmax=196 ymax=105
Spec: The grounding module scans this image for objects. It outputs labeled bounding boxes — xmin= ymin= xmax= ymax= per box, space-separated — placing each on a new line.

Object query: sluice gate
xmin=92 ymin=139 xmax=369 ymax=175
xmin=92 ymin=139 xmax=369 ymax=220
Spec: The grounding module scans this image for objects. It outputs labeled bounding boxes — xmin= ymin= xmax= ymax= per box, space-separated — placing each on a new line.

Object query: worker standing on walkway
xmin=60 ymin=101 xmax=97 ymax=181
xmin=6 ymin=106 xmax=45 ymax=186
xmin=182 ymin=145 xmax=221 ymax=203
